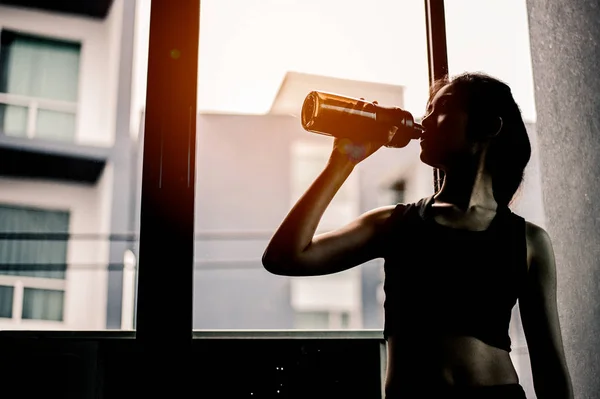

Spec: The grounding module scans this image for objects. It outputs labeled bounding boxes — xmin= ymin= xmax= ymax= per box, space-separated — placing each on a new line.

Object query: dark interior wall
xmin=0 ymin=334 xmax=384 ymax=399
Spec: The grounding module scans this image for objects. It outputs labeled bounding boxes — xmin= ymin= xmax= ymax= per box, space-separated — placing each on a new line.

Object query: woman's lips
xmin=419 ymin=130 xmax=433 ymax=144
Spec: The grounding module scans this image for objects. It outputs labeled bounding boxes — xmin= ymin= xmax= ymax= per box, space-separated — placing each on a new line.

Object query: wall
xmin=130 ymin=0 xmax=150 ymax=139
xmin=104 ymin=0 xmax=124 ymax=147
xmin=526 ymin=1 xmax=600 ymax=397
xmin=194 ymin=114 xmax=299 ymax=329
xmin=0 ymin=334 xmax=385 ymax=399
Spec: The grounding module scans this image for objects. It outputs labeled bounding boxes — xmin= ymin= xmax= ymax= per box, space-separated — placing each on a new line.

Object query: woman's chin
xmin=419 ymin=151 xmax=444 ymax=169
xmin=419 ymin=150 xmax=434 ymax=166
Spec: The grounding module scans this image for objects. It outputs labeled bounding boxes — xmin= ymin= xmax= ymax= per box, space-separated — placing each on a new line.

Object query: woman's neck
xmin=435 ymin=154 xmax=498 ymax=212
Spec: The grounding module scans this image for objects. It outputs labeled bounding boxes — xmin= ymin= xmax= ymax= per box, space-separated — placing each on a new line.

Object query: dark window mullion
xmin=136 ymin=0 xmax=199 ymax=352
xmin=424 ymin=0 xmax=449 ymax=192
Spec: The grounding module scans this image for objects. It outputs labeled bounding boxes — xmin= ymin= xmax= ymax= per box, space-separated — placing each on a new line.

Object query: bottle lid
xmin=414 ymin=123 xmax=425 ymax=137
xmin=301 ymin=92 xmax=318 ymax=130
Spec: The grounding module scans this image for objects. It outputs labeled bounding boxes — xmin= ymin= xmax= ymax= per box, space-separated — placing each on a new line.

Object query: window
xmin=0 ymin=285 xmax=14 ymax=318
xmin=192 ymin=0 xmax=430 ymax=331
xmin=0 ymin=204 xmax=69 ymax=322
xmin=0 ymin=30 xmax=80 ymax=141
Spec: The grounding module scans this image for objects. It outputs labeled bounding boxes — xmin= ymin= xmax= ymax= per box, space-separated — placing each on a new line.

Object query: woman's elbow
xmin=262 ymin=247 xmax=312 ymax=276
xmin=262 ymin=250 xmax=292 ymax=275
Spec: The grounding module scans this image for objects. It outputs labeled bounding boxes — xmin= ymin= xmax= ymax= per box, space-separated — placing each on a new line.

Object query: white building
xmin=0 ymin=0 xmax=139 ymax=330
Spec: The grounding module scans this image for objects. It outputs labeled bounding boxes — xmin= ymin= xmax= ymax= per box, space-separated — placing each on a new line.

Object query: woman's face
xmin=420 ymin=83 xmax=473 ymax=169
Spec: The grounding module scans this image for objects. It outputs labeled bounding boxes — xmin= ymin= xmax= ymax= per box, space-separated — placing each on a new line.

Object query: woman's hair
xmin=429 ymin=72 xmax=532 ymax=207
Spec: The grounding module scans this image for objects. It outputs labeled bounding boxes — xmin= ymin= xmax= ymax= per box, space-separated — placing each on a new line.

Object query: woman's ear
xmin=480 ymin=116 xmax=503 ymax=139
xmin=468 ymin=115 xmax=503 ymax=141
xmin=489 ymin=116 xmax=503 ymax=138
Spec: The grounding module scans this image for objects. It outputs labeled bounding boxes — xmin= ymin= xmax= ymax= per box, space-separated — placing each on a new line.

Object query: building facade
xmin=0 ymin=0 xmax=138 ymax=330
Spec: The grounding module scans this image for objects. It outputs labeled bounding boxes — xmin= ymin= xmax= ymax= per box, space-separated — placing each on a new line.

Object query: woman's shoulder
xmin=380 ymin=196 xmax=429 ymax=216
xmin=374 ymin=196 xmax=432 ymax=232
xmin=523 ymin=220 xmax=553 ymax=270
xmin=520 ymin=218 xmax=550 ymax=245
xmin=523 ymin=219 xmax=547 ymax=235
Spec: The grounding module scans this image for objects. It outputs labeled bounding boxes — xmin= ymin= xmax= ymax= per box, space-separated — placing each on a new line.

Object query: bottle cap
xmin=414 ymin=123 xmax=425 ymax=137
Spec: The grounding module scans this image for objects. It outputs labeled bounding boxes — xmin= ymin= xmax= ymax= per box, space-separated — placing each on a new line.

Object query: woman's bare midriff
xmin=385 ymin=334 xmax=519 ymax=392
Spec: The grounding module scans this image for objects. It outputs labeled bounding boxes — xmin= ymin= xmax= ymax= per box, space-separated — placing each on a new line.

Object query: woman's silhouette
xmin=263 ymin=72 xmax=573 ymax=398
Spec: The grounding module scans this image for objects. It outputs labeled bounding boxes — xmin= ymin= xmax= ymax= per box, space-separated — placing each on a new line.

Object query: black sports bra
xmin=382 ymin=196 xmax=528 ymax=352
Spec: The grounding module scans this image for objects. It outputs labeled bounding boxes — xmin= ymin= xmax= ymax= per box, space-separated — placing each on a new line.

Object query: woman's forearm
xmin=263 ymin=154 xmax=354 ymax=263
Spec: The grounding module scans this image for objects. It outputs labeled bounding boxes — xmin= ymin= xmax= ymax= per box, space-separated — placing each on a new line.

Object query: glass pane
xmin=32 ymin=42 xmax=80 ymax=102
xmin=0 ymin=31 xmax=80 ymax=102
xmin=36 ymin=109 xmax=76 ymax=141
xmin=22 ymin=287 xmax=64 ymax=321
xmin=444 ymin=1 xmax=538 ymax=396
xmin=0 ymin=204 xmax=69 ymax=279
xmin=193 ymin=0 xmax=432 ymax=330
xmin=0 ymin=285 xmax=14 ymax=318
xmin=0 ymin=1 xmax=148 ymax=331
xmin=0 ymin=104 xmax=28 ymax=136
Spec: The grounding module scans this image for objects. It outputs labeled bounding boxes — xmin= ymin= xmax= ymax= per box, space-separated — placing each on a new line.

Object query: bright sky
xmin=132 ymin=0 xmax=536 ymax=133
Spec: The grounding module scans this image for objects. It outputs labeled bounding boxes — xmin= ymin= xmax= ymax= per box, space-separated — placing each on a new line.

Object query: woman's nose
xmin=421 ymin=114 xmax=433 ymax=130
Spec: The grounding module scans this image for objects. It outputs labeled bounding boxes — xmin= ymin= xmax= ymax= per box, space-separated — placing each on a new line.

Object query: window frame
xmin=135 ymin=0 xmax=199 ymax=346
xmin=424 ymin=0 xmax=449 ymax=191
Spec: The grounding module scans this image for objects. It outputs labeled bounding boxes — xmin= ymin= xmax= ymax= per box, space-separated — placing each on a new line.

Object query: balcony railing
xmin=0 ymin=92 xmax=77 ymax=141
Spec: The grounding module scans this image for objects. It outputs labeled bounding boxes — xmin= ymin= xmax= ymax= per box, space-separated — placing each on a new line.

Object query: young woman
xmin=262 ymin=72 xmax=573 ymax=398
